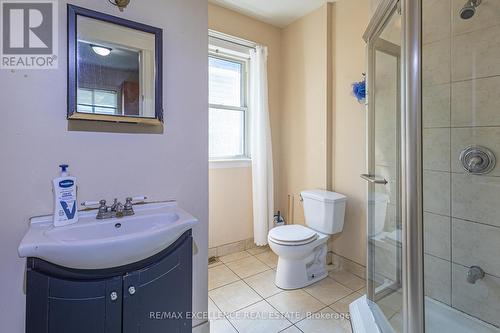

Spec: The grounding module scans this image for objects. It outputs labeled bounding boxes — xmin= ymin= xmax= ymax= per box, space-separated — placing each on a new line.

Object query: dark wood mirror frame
xmin=67 ymin=4 xmax=163 ymax=125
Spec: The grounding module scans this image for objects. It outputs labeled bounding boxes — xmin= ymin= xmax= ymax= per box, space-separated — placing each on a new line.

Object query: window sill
xmin=209 ymin=159 xmax=252 ymax=169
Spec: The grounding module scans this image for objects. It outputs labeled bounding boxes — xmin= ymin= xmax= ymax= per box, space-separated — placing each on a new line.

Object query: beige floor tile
xmin=209 ymin=265 xmax=239 ymax=290
xmin=220 ymin=250 xmax=252 ymax=264
xmin=329 ymin=292 xmax=362 ymax=317
xmin=209 ymin=318 xmax=238 ymax=333
xmin=228 ymin=300 xmax=292 ymax=333
xmin=255 ymin=250 xmax=279 ymax=268
xmin=295 ymin=307 xmax=351 ymax=333
xmin=226 ymin=256 xmax=270 ymax=278
xmin=267 ymin=289 xmax=325 ymax=323
xmin=247 ymin=246 xmax=270 ymax=256
xmin=209 ymin=280 xmax=262 ymax=314
xmin=329 ymin=270 xmax=365 ymax=291
xmin=244 ymin=269 xmax=283 ymax=298
xmin=208 ymin=257 xmax=223 ymax=269
xmin=208 ymin=297 xmax=225 ymax=321
xmin=304 ymin=277 xmax=353 ymax=305
xmin=280 ymin=326 xmax=302 ymax=333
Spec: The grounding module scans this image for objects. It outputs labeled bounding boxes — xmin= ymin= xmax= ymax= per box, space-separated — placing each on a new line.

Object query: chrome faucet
xmin=466 ymin=266 xmax=485 ymax=284
xmin=82 ymin=196 xmax=147 ymax=220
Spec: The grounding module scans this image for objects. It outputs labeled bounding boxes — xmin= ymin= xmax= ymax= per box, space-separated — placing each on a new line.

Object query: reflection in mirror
xmin=76 ymin=16 xmax=154 ymax=118
xmin=68 ymin=5 xmax=162 ymax=124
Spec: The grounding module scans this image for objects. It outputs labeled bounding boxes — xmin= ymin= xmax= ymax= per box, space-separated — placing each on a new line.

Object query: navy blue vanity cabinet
xmin=26 ymin=230 xmax=193 ymax=333
xmin=123 ymin=233 xmax=192 ymax=333
xmin=26 ymin=271 xmax=123 ymax=333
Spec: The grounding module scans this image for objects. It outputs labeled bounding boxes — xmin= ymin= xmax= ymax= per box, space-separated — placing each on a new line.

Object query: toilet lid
xmin=269 ymin=225 xmax=318 ymax=245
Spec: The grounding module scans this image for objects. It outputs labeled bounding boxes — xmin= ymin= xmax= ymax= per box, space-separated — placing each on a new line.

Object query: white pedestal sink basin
xmin=18 ymin=202 xmax=198 ymax=269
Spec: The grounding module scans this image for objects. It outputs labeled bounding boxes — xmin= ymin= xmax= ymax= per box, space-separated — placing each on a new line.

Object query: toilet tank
xmin=301 ymin=190 xmax=347 ymax=235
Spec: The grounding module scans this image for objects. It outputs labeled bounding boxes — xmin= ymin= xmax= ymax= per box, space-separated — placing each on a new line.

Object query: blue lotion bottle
xmin=53 ymin=164 xmax=79 ymax=226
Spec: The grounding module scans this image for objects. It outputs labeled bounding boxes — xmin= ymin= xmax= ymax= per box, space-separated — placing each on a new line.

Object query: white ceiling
xmin=209 ymin=0 xmax=334 ymax=28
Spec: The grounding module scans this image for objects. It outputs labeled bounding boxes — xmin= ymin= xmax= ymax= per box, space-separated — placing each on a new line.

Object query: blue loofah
xmin=352 ymin=79 xmax=366 ymax=102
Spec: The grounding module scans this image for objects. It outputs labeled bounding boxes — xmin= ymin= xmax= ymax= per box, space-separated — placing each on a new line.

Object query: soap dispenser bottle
xmin=53 ymin=164 xmax=79 ymax=226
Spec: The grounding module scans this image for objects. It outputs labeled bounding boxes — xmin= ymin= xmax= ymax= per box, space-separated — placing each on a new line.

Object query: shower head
xmin=460 ymin=0 xmax=481 ymax=19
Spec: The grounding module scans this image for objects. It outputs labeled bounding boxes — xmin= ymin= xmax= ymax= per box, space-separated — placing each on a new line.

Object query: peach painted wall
xmin=208 ymin=4 xmax=282 ymax=248
xmin=330 ymin=0 xmax=371 ymax=266
xmin=279 ymin=4 xmax=333 ymax=226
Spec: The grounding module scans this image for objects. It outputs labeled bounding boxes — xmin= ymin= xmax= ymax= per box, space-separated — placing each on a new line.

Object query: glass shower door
xmin=364 ymin=4 xmax=403 ymax=332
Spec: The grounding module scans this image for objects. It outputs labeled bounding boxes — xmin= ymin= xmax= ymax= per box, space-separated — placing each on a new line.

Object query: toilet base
xmin=274 ymin=243 xmax=328 ymax=289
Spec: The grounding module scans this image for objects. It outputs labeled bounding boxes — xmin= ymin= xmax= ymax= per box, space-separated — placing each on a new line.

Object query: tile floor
xmin=208 ymin=247 xmax=366 ymax=333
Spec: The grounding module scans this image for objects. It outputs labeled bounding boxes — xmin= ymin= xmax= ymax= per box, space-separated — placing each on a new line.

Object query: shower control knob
xmin=110 ymin=291 xmax=118 ymax=301
xmin=459 ymin=146 xmax=496 ymax=175
xmin=128 ymin=286 xmax=136 ymax=295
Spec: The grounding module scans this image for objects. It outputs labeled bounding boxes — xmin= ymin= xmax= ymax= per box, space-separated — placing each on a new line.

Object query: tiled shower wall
xmin=422 ymin=0 xmax=500 ymax=327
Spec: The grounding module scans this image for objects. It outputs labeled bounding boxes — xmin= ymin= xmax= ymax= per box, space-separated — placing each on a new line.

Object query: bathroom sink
xmin=18 ymin=202 xmax=198 ymax=269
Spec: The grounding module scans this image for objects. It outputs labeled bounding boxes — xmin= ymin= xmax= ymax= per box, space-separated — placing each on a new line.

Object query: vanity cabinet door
xmin=26 ymin=271 xmax=122 ymax=333
xmin=122 ymin=235 xmax=193 ymax=333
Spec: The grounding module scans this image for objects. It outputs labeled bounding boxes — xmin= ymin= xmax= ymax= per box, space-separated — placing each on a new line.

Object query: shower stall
xmin=350 ymin=0 xmax=500 ymax=332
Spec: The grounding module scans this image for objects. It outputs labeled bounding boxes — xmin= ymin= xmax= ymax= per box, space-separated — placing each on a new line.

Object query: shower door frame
xmin=363 ymin=0 xmax=425 ymax=332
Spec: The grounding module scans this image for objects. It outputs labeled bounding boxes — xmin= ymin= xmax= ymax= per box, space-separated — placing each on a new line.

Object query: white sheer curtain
xmin=250 ymin=45 xmax=274 ymax=246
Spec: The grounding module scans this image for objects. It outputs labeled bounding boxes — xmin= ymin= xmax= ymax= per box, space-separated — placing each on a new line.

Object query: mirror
xmin=68 ymin=5 xmax=163 ymax=124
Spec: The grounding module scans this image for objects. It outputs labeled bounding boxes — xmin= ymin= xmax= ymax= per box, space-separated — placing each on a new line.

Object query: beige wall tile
xmin=424 ymin=254 xmax=451 ymax=305
xmin=217 ymin=241 xmax=246 ymax=257
xmin=423 ymin=83 xmax=451 ymax=128
xmin=423 ymin=0 xmax=451 ymax=44
xmin=424 ymin=212 xmax=451 ymax=260
xmin=423 ymin=39 xmax=451 ymax=87
xmin=452 ymin=25 xmax=500 ymax=81
xmin=452 ymin=218 xmax=500 ymax=277
xmin=452 ymin=264 xmax=500 ymax=326
xmin=451 ymin=76 xmax=500 ymax=127
xmin=423 ymin=170 xmax=451 ymax=216
xmin=423 ymin=128 xmax=451 ymax=172
xmin=451 ymin=0 xmax=500 ymax=35
xmin=451 ymin=127 xmax=500 ymax=176
xmin=220 ymin=251 xmax=251 ymax=264
xmin=452 ymin=173 xmax=500 ymax=227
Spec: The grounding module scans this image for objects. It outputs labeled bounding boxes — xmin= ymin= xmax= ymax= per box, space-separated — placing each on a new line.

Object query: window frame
xmin=208 ymin=50 xmax=250 ymax=161
xmin=77 ymin=87 xmax=118 ymax=115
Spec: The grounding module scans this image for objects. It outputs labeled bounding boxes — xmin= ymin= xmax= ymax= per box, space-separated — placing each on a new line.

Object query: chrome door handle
xmin=360 ymin=174 xmax=388 ymax=185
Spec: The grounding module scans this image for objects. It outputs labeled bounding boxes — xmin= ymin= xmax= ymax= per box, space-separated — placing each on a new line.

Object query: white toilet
xmin=268 ymin=190 xmax=347 ymax=289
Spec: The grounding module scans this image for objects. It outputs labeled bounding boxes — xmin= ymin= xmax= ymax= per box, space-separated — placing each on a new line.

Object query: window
xmin=209 ymin=53 xmax=249 ymax=160
xmin=77 ymin=88 xmax=118 ymax=115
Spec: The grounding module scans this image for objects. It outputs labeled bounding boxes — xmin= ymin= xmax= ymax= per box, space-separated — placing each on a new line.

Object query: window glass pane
xmin=77 ymin=88 xmax=92 ymax=105
xmin=94 ymin=90 xmax=117 ymax=107
xmin=77 ymin=104 xmax=93 ymax=113
xmin=209 ymin=108 xmax=245 ymax=158
xmin=94 ymin=106 xmax=116 ymax=115
xmin=209 ymin=57 xmax=242 ymax=107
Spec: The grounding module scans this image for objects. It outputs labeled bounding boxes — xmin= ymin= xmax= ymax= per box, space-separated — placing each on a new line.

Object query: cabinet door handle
xmin=360 ymin=174 xmax=388 ymax=185
xmin=110 ymin=291 xmax=118 ymax=301
xmin=128 ymin=286 xmax=136 ymax=295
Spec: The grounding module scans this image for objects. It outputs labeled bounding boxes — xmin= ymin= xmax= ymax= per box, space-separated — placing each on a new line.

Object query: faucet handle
xmin=130 ymin=196 xmax=147 ymax=202
xmin=81 ymin=200 xmax=105 ymax=208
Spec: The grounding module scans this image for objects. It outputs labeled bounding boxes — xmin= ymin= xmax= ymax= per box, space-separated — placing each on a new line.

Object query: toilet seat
xmin=269 ymin=225 xmax=318 ymax=246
